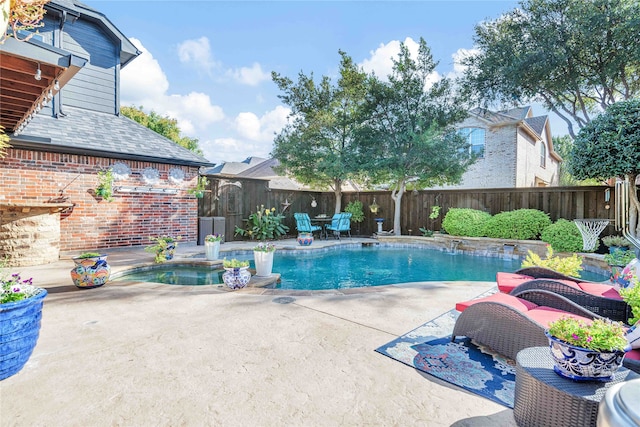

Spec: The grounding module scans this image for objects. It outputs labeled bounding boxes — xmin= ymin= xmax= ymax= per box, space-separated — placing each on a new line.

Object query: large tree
xmin=461 ymin=0 xmax=640 ymax=138
xmin=569 ymin=99 xmax=640 ymax=242
xmin=271 ymin=51 xmax=368 ymax=213
xmin=121 ymin=106 xmax=203 ymax=156
xmin=359 ymin=38 xmax=475 ymax=236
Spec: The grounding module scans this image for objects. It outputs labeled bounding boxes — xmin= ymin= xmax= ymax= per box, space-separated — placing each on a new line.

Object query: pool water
xmin=114 ymin=245 xmax=608 ymax=290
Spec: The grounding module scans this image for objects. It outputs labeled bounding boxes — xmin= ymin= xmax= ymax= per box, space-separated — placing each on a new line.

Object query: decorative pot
xmin=253 ymin=251 xmax=274 ymax=277
xmin=159 ymin=243 xmax=176 ymax=261
xmin=545 ymin=332 xmax=629 ymax=382
xmin=609 ymin=265 xmax=626 ymax=286
xmin=222 ymin=267 xmax=251 ymax=289
xmin=205 ymin=241 xmax=221 ymax=260
xmin=297 ymin=233 xmax=314 ymax=246
xmin=70 ymin=255 xmax=110 ymax=289
xmin=0 ymin=289 xmax=47 ymax=380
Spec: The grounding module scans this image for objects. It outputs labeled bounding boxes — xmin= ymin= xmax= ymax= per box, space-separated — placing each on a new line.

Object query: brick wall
xmin=435 ymin=116 xmax=517 ymax=189
xmin=0 ymin=148 xmax=199 ymax=253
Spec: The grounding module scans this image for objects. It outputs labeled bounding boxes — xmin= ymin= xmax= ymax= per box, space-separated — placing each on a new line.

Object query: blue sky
xmin=83 ymin=0 xmax=563 ymax=165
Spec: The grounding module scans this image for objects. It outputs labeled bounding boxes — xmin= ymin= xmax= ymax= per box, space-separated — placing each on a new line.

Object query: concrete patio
xmin=1 ymin=240 xmax=516 ymax=426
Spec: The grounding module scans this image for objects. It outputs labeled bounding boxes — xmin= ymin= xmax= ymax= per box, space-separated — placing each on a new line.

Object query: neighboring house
xmin=433 ymin=106 xmax=561 ymax=189
xmin=0 ymin=0 xmax=212 ymax=266
xmin=205 ymin=157 xmax=360 ymax=191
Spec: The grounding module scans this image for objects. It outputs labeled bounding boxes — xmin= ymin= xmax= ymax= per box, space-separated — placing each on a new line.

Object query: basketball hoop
xmin=573 ymin=219 xmax=609 ymax=251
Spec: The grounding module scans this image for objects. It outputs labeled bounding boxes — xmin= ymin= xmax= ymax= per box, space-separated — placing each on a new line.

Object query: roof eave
xmin=7 ymin=136 xmax=214 ymax=167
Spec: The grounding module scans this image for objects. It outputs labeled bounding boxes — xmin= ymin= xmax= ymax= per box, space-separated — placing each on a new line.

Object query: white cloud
xmin=448 ymin=48 xmax=479 ymax=80
xmin=234 ymin=106 xmax=290 ymax=143
xmin=120 ymin=38 xmax=169 ymax=105
xmin=228 ymin=62 xmax=271 ymax=86
xmin=177 ymin=36 xmax=219 ymax=74
xmin=359 ymin=37 xmax=440 ymax=89
xmin=360 ymin=37 xmax=420 ymax=79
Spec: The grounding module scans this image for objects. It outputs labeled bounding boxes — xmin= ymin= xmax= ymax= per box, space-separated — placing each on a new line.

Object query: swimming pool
xmin=114 ymin=245 xmax=609 ymax=290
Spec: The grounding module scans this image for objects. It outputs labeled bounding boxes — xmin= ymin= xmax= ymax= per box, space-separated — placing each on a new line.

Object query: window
xmin=540 ymin=141 xmax=546 ymax=168
xmin=458 ymin=128 xmax=485 ymax=157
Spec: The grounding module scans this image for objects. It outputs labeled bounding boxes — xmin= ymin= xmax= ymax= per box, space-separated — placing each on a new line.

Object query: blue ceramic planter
xmin=545 ymin=331 xmax=629 ymax=382
xmin=0 ymin=289 xmax=47 ymax=380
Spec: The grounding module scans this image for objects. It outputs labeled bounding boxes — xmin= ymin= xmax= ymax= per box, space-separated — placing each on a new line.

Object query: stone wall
xmin=0 ymin=205 xmax=63 ymax=266
xmin=0 ymin=148 xmax=200 ymax=259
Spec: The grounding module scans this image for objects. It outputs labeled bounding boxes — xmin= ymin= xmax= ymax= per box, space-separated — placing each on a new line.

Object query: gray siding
xmin=61 ymin=20 xmax=117 ymax=114
xmin=37 ymin=15 xmax=118 ymax=115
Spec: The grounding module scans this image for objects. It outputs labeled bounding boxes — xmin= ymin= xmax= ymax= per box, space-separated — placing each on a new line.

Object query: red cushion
xmin=626 ymin=349 xmax=640 ymax=361
xmin=577 ymin=282 xmax=623 ymax=300
xmin=525 ymin=306 xmax=593 ymax=328
xmin=496 ymin=272 xmax=533 ymax=293
xmin=456 ymin=292 xmax=538 ymax=313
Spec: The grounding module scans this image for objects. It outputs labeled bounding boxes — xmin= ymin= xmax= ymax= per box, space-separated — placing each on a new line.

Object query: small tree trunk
xmin=391 ymin=180 xmax=406 ymax=236
xmin=333 ymin=178 xmax=343 ymax=214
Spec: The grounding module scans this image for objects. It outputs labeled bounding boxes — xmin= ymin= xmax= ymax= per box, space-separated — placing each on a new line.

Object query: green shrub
xmin=521 ymin=245 xmax=584 ymax=278
xmin=483 ymin=209 xmax=551 ymax=240
xmin=541 ymin=219 xmax=584 ymax=252
xmin=441 ymin=208 xmax=491 ymax=237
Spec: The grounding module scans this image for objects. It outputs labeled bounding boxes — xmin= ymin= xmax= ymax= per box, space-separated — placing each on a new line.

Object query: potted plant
xmin=204 ymin=234 xmax=223 ymax=261
xmin=620 ymin=280 xmax=640 ymax=326
xmin=1 ymin=271 xmax=47 ymax=380
xmin=145 ymin=235 xmax=181 ymax=263
xmin=602 ymin=235 xmax=632 ymax=254
xmin=95 ymin=168 xmax=114 ymax=202
xmin=221 ymin=258 xmax=251 ymax=289
xmin=604 ymin=250 xmax=636 ymax=284
xmin=234 ymin=205 xmax=289 ymax=240
xmin=187 ymin=176 xmax=209 ymax=198
xmin=545 ymin=317 xmax=630 ymax=381
xmin=70 ymin=252 xmax=110 ymax=289
xmin=253 ymin=242 xmax=276 ymax=277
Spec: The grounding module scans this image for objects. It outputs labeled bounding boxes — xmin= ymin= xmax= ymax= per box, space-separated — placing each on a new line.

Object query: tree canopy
xmin=121 ymin=106 xmax=203 ymax=156
xmin=271 ymin=51 xmax=368 ymax=213
xmin=569 ymin=99 xmax=640 ymax=239
xmin=359 ymin=38 xmax=475 ymax=235
xmin=461 ymin=0 xmax=640 ymax=138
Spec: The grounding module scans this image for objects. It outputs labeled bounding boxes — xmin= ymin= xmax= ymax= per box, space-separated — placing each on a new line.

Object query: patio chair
xmin=496 ymin=270 xmax=631 ymax=323
xmin=451 ymin=291 xmax=640 ymax=373
xmin=293 ymin=213 xmax=322 ymax=237
xmin=325 ymin=213 xmax=352 ymax=239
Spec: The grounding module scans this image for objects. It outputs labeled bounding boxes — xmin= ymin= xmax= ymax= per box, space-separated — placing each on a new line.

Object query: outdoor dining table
xmin=311 ymin=216 xmax=333 ymax=239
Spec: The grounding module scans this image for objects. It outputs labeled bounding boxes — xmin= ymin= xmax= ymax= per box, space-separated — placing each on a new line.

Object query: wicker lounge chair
xmin=451 ymin=291 xmax=640 ymax=373
xmin=497 ymin=269 xmax=631 ymax=323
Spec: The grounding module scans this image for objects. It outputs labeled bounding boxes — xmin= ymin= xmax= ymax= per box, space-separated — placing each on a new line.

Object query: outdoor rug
xmin=375 ymin=307 xmax=516 ymax=408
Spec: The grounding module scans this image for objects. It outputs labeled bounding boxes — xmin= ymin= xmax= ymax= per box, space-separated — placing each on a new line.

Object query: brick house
xmin=434 ymin=106 xmax=561 ymax=189
xmin=0 ymin=0 xmax=212 ymax=266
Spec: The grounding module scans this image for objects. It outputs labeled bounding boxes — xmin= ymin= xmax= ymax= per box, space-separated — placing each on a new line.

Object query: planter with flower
xmin=187 ymin=176 xmax=209 ymax=199
xmin=1 ymin=272 xmax=47 ymax=380
xmin=204 ymin=234 xmax=223 ymax=261
xmin=70 ymin=252 xmax=110 ymax=289
xmin=253 ymin=242 xmax=276 ymax=277
xmin=604 ymin=250 xmax=636 ymax=286
xmin=145 ymin=235 xmax=181 ymax=263
xmin=602 ymin=235 xmax=632 ymax=254
xmin=545 ymin=317 xmax=630 ymax=381
xmin=222 ymin=258 xmax=251 ymax=289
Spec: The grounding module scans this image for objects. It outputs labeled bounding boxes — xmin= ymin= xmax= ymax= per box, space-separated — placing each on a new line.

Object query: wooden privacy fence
xmin=198 ymin=180 xmax=616 ymax=240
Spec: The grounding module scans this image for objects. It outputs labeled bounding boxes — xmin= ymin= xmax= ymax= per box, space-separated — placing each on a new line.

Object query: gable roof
xmin=11 ymin=106 xmax=212 ymax=167
xmin=204 ymin=157 xmax=268 ymax=175
xmin=46 ymin=0 xmax=140 ymax=67
xmin=524 ymin=116 xmax=548 ymax=137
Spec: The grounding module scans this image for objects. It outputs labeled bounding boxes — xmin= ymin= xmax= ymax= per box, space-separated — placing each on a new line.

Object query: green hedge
xmin=441 ymin=208 xmax=492 ymax=237
xmin=541 ymin=219 xmax=585 ymax=252
xmin=483 ymin=209 xmax=551 ymax=240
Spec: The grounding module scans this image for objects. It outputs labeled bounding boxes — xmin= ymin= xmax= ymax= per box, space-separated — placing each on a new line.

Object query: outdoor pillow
xmin=576 ymin=282 xmax=624 ymax=300
xmin=626 ymin=323 xmax=640 ymax=350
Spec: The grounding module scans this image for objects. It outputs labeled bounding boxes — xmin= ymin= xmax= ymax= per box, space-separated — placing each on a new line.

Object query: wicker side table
xmin=514 ymin=347 xmax=640 ymax=427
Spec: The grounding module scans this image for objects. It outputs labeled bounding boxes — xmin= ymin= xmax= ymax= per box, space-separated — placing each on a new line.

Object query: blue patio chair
xmin=293 ymin=213 xmax=322 ymax=236
xmin=325 ymin=212 xmax=352 ymax=239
